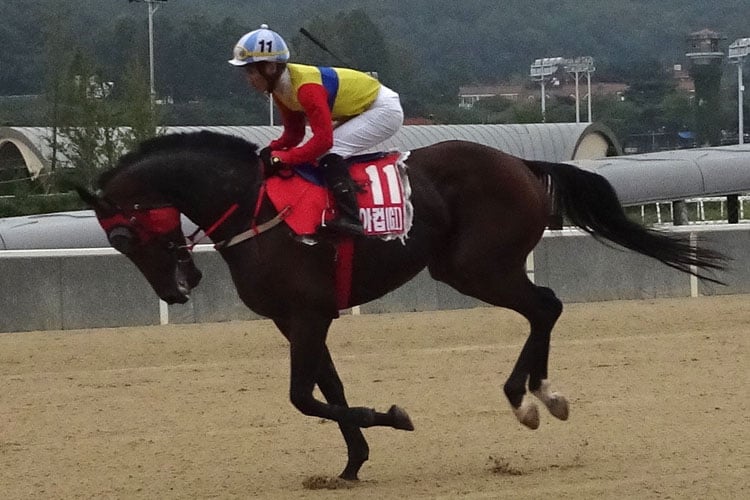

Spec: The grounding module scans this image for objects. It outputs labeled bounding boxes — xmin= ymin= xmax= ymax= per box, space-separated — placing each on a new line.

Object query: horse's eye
xmin=108 ymin=226 xmax=136 ymax=254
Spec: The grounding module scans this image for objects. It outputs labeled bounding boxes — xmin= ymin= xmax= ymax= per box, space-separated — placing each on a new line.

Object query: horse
xmin=76 ymin=130 xmax=725 ymax=480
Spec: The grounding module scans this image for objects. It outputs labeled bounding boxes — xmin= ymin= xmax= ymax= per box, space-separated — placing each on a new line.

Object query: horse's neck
xmin=157 ymin=160 xmax=258 ymax=238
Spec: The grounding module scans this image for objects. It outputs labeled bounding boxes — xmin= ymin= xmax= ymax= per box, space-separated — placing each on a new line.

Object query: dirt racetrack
xmin=1 ymin=295 xmax=748 ymax=499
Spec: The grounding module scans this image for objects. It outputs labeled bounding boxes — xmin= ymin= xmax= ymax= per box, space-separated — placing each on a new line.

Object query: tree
xmin=513 ymin=100 xmax=544 ymax=124
xmin=661 ymin=92 xmax=696 ymax=135
xmin=592 ymin=94 xmax=641 ymax=141
xmin=622 ymin=60 xmax=678 ymax=133
xmin=335 ymin=10 xmax=393 ymax=81
xmin=295 ymin=10 xmax=394 ymax=82
xmin=46 ymin=49 xmax=161 ymax=192
xmin=52 ymin=51 xmax=122 ymax=190
xmin=42 ymin=9 xmax=78 ymax=191
xmin=117 ymin=57 xmax=163 ymax=150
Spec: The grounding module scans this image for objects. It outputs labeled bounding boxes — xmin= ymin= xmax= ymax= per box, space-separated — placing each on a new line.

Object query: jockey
xmin=229 ymin=24 xmax=404 ymax=235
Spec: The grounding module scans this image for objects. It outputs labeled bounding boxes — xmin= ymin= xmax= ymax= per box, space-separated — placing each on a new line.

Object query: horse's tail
xmin=524 ymin=159 xmax=727 ymax=284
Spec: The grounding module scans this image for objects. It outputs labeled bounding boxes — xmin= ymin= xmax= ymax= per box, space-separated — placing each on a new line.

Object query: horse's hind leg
xmin=436 ymin=264 xmax=568 ymax=429
xmin=500 ymin=282 xmax=569 ymax=428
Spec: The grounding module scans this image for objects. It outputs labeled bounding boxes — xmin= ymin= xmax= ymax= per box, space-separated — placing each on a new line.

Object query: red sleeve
xmin=272 ymin=83 xmax=333 ymax=165
xmin=268 ymin=98 xmax=306 ymax=151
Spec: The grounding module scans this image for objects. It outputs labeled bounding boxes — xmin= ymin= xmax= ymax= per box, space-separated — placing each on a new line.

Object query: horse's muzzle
xmin=162 ymin=290 xmax=190 ymax=305
xmin=164 ymin=259 xmax=202 ymax=304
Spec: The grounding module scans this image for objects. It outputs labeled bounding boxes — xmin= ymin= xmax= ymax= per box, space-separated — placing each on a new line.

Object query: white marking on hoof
xmin=532 ymin=379 xmax=569 ymax=421
xmin=513 ymin=397 xmax=540 ymax=429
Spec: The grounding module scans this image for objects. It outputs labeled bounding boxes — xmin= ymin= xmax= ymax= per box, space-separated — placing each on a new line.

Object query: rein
xmin=189 ymin=182 xmax=291 ymax=251
xmin=185 ymin=202 xmax=239 ymax=250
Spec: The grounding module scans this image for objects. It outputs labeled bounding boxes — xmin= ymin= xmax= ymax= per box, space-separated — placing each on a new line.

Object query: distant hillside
xmin=57 ymin=0 xmax=750 ymax=78
xmin=2 ymin=0 xmax=747 ymax=95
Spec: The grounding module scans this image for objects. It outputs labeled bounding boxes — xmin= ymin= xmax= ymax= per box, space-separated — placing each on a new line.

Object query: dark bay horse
xmin=77 ymin=131 xmax=725 ymax=480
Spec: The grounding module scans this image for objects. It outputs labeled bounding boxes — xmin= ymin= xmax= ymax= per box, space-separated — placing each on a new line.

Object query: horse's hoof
xmin=513 ymin=400 xmax=540 ymax=430
xmin=531 ymin=380 xmax=569 ymax=421
xmin=545 ymin=393 xmax=569 ymax=421
xmin=339 ymin=459 xmax=366 ymax=481
xmin=388 ymin=405 xmax=414 ymax=431
xmin=338 ymin=471 xmax=359 ymax=481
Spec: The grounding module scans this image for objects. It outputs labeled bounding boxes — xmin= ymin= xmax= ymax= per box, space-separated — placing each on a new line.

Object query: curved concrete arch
xmin=167 ymin=123 xmax=621 ymax=161
xmin=363 ymin=122 xmax=620 ymax=160
xmin=0 ymin=123 xmax=621 ymax=180
xmin=572 ymin=122 xmax=622 ymax=160
xmin=0 ymin=126 xmax=50 ymax=178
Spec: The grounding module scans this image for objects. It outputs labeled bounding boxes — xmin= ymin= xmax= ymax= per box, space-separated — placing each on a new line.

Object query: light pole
xmin=728 ymin=38 xmax=750 ymax=144
xmin=564 ymin=57 xmax=595 ymax=123
xmin=129 ymin=0 xmax=168 ymax=105
xmin=530 ymin=57 xmax=564 ymax=122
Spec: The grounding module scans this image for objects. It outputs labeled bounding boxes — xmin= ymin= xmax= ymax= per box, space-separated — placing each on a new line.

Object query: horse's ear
xmin=75 ymin=186 xmax=112 ymax=212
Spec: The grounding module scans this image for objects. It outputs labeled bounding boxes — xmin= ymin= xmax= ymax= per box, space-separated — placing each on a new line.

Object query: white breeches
xmin=328 ymin=85 xmax=404 ymax=158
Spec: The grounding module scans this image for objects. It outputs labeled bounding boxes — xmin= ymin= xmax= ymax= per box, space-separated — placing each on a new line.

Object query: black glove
xmin=259 ymin=147 xmax=288 ymax=178
xmin=259 ymin=146 xmax=274 ymax=169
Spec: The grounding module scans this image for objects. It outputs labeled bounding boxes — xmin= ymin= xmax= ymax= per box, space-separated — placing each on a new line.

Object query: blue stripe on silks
xmin=318 ymin=66 xmax=339 ymax=110
xmin=293 ymin=163 xmax=326 ymax=186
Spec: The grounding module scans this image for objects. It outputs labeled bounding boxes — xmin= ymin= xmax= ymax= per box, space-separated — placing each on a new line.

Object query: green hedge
xmin=0 ymin=192 xmax=87 ymax=218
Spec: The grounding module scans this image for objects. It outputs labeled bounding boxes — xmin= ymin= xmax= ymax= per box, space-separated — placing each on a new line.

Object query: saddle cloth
xmin=265 ymin=151 xmax=413 ymax=240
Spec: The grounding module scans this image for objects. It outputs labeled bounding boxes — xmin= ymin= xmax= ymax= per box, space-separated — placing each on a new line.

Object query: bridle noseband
xmin=98 ymin=204 xmax=181 ymax=245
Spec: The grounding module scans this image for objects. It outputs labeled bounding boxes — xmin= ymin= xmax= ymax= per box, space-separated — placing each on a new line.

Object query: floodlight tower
xmin=128 ymin=0 xmax=169 ymax=105
xmin=728 ymin=38 xmax=750 ymax=144
xmin=530 ymin=57 xmax=564 ymax=122
xmin=564 ymin=57 xmax=595 ymax=123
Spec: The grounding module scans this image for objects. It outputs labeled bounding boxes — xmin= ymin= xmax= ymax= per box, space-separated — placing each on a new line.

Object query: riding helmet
xmin=228 ymin=24 xmax=290 ymax=66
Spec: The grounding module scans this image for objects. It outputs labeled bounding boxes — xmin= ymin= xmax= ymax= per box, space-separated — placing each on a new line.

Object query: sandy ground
xmin=1 ymin=295 xmax=748 ymax=499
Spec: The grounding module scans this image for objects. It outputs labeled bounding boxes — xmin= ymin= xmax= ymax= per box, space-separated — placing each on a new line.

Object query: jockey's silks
xmin=274 ymin=64 xmax=381 ymax=119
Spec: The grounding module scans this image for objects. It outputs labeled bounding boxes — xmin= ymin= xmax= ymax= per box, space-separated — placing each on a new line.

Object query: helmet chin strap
xmin=262 ymin=63 xmax=284 ymax=94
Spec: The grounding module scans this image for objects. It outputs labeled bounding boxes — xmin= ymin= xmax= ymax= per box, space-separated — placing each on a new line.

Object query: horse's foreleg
xmin=275 ymin=318 xmax=370 ymax=479
xmin=315 ymin=346 xmax=415 ymax=477
xmin=281 ymin=315 xmax=414 ymax=475
xmin=315 ymin=346 xmax=369 ymax=480
xmin=287 ymin=321 xmax=413 ymax=429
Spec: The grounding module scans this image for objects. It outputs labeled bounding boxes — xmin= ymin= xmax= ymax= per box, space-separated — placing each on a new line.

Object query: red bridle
xmin=98 ymin=206 xmax=181 ymax=243
xmin=98 ymin=184 xmax=288 ymax=251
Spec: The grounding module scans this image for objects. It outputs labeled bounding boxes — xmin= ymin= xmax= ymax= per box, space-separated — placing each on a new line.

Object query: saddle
xmin=264 ymin=151 xmax=413 ymax=240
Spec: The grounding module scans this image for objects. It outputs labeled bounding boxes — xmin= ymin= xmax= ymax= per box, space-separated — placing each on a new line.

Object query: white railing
xmin=637 ymin=196 xmax=750 ymax=225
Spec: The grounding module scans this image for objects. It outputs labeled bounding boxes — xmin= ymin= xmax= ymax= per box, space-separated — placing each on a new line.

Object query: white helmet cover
xmin=228 ymin=24 xmax=290 ymax=66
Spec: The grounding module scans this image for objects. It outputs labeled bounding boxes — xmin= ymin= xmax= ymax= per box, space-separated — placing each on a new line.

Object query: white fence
xmin=638 ymin=196 xmax=750 ymax=225
xmin=2 ymin=224 xmax=749 ymax=333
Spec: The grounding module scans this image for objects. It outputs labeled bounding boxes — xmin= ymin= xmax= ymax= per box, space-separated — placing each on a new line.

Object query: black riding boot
xmin=320 ymin=153 xmax=364 ymax=235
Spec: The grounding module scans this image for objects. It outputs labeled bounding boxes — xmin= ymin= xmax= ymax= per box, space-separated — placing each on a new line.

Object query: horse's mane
xmin=98 ymin=131 xmax=260 ymax=189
